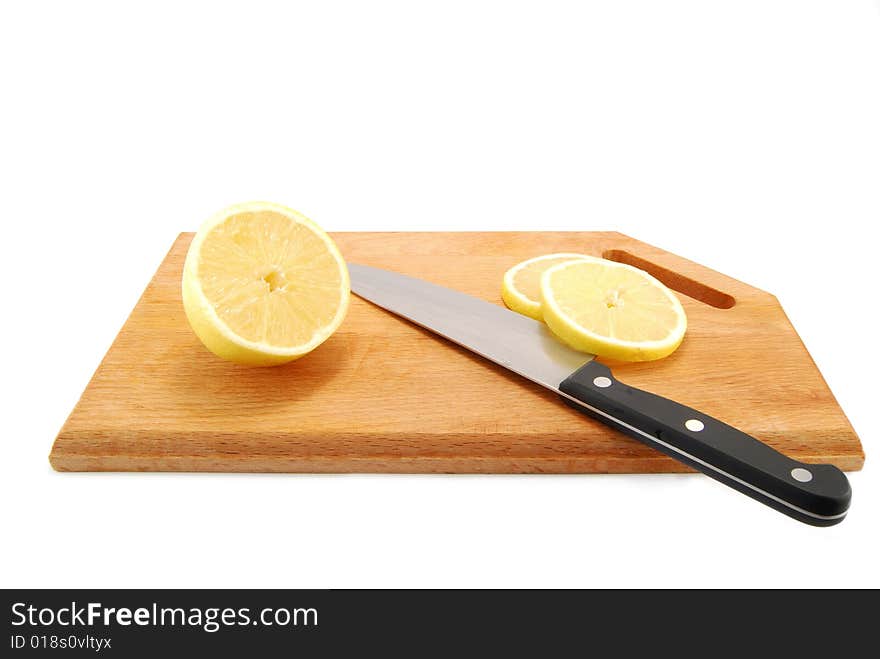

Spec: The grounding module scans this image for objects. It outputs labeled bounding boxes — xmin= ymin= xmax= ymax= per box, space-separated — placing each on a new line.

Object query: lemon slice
xmin=501 ymin=253 xmax=595 ymax=319
xmin=182 ymin=201 xmax=350 ymax=366
xmin=540 ymin=258 xmax=686 ymax=361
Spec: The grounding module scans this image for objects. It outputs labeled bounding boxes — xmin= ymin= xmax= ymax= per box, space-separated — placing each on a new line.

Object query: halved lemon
xmin=182 ymin=201 xmax=350 ymax=366
xmin=501 ymin=253 xmax=594 ymax=320
xmin=540 ymin=258 xmax=686 ymax=361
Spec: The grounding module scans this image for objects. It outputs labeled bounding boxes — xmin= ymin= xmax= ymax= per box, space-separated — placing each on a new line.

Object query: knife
xmin=348 ymin=263 xmax=852 ymax=526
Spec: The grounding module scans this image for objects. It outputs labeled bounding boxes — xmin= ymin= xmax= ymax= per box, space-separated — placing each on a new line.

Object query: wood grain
xmin=49 ymin=232 xmax=864 ymax=473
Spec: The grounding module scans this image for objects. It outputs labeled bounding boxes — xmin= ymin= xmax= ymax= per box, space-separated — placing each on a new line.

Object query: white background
xmin=2 ymin=1 xmax=878 ymax=588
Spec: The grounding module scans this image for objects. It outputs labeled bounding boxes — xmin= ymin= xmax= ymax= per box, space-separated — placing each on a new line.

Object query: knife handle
xmin=558 ymin=361 xmax=851 ymax=526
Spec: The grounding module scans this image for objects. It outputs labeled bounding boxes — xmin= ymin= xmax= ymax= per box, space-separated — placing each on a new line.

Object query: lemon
xmin=540 ymin=258 xmax=686 ymax=361
xmin=501 ymin=253 xmax=594 ymax=319
xmin=182 ymin=201 xmax=350 ymax=366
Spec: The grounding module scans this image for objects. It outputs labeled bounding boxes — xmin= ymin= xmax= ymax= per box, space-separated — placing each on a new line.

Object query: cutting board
xmin=50 ymin=232 xmax=864 ymax=473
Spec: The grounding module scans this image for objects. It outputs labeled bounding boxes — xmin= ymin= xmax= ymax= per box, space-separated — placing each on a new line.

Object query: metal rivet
xmin=791 ymin=468 xmax=813 ymax=483
xmin=685 ymin=419 xmax=704 ymax=432
xmin=593 ymin=376 xmax=612 ymax=388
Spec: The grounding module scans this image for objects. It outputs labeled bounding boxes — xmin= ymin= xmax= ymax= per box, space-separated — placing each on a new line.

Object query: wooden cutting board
xmin=50 ymin=232 xmax=864 ymax=473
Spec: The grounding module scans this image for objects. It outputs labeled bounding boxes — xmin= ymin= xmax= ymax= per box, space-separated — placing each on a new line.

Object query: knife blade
xmin=348 ymin=263 xmax=851 ymax=526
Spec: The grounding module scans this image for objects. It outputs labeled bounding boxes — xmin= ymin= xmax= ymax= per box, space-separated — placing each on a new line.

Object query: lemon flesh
xmin=182 ymin=202 xmax=350 ymax=366
xmin=501 ymin=253 xmax=595 ymax=320
xmin=540 ymin=259 xmax=686 ymax=362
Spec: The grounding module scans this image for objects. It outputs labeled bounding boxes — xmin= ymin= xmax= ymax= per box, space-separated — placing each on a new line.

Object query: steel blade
xmin=348 ymin=263 xmax=593 ymax=391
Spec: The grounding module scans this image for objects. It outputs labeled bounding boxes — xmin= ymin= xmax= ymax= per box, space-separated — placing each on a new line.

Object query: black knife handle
xmin=559 ymin=361 xmax=851 ymax=526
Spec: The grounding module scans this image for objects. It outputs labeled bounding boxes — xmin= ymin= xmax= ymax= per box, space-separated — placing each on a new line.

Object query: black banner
xmin=2 ymin=589 xmax=874 ymax=655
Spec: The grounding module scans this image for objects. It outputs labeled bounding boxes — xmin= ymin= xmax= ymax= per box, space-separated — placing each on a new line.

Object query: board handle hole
xmin=601 ymin=249 xmax=736 ymax=309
